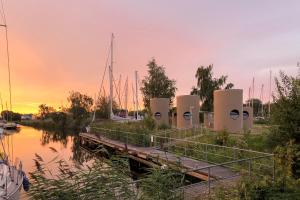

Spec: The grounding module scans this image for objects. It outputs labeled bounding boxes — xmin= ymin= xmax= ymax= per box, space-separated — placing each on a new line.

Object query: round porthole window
xmin=230 ymin=109 xmax=239 ymax=120
xmin=243 ymin=111 xmax=249 ymax=120
xmin=154 ymin=112 xmax=161 ymax=120
xmin=183 ymin=112 xmax=191 ymax=120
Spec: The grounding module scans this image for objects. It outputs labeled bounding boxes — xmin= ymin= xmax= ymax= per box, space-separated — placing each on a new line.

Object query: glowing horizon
xmin=0 ymin=1 xmax=299 ymax=114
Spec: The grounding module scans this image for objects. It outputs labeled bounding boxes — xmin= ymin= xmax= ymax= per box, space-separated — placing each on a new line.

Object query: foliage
xmin=270 ymin=71 xmax=300 ymax=144
xmin=143 ymin=114 xmax=156 ymax=131
xmin=157 ymin=123 xmax=170 ymax=130
xmin=68 ymin=91 xmax=93 ymax=126
xmin=48 ymin=112 xmax=68 ymax=129
xmin=275 ymin=140 xmax=300 ymax=180
xmin=29 ymin=151 xmax=137 ymax=200
xmin=191 ymin=64 xmax=234 ymax=111
xmin=95 ymin=95 xmax=118 ymax=119
xmin=140 ymin=168 xmax=184 ymax=200
xmin=214 ymin=130 xmax=229 ymax=146
xmin=141 ymin=58 xmax=177 ymax=110
xmin=38 ymin=104 xmax=56 ymax=120
xmin=245 ymin=98 xmax=263 ymax=117
xmin=29 ymin=149 xmax=185 ymax=200
xmin=0 ymin=110 xmax=21 ymax=121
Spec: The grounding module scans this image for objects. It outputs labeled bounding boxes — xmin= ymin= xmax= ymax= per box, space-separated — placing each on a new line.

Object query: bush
xmin=143 ymin=115 xmax=156 ymax=131
xmin=214 ymin=130 xmax=229 ymax=146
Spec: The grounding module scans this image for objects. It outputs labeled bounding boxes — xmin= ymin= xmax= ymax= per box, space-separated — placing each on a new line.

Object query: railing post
xmin=205 ymin=145 xmax=208 ymax=161
xmin=184 ymin=140 xmax=187 ymax=156
xmin=208 ymin=167 xmax=211 ymax=194
xmin=233 ymin=149 xmax=236 ymax=160
xmin=125 ymin=132 xmax=128 ymax=150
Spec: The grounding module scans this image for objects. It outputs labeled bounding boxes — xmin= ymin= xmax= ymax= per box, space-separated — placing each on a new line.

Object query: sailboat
xmin=0 ymin=1 xmax=28 ymax=199
xmin=93 ymin=34 xmax=142 ymax=122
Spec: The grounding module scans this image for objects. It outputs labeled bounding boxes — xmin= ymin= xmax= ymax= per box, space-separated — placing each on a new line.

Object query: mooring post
xmin=208 ymin=167 xmax=211 ymax=194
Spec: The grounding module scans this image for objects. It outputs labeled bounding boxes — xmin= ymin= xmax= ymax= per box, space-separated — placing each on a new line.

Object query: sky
xmin=0 ymin=0 xmax=299 ymax=113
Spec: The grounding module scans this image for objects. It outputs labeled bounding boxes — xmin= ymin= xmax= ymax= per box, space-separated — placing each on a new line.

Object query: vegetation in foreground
xmin=29 ymin=148 xmax=184 ymax=200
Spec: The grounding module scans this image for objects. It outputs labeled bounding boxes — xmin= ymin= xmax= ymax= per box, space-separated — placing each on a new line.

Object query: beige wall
xmin=214 ymin=89 xmax=243 ymax=133
xmin=243 ymin=106 xmax=253 ymax=130
xmin=150 ymin=98 xmax=170 ymax=126
xmin=176 ymin=95 xmax=200 ymax=129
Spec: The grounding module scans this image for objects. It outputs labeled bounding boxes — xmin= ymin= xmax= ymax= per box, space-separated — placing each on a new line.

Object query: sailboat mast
xmin=268 ymin=70 xmax=272 ymax=118
xmin=109 ymin=33 xmax=114 ymax=119
xmin=125 ymin=77 xmax=128 ymax=117
xmin=260 ymin=84 xmax=264 ymax=117
xmin=252 ymin=77 xmax=255 ymax=108
xmin=135 ymin=71 xmax=139 ymax=119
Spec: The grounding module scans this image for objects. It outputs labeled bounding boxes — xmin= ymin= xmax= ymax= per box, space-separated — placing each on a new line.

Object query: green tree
xmin=267 ymin=71 xmax=300 ymax=178
xmin=191 ymin=64 xmax=234 ymax=111
xmin=141 ymin=59 xmax=177 ymax=110
xmin=38 ymin=104 xmax=56 ymax=119
xmin=95 ymin=95 xmax=118 ymax=119
xmin=270 ymin=71 xmax=300 ymax=144
xmin=1 ymin=110 xmax=21 ymax=121
xmin=245 ymin=98 xmax=263 ymax=117
xmin=68 ymin=91 xmax=93 ymax=126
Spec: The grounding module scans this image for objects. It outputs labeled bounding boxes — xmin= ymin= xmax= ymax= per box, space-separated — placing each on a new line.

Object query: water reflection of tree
xmin=71 ymin=136 xmax=96 ymax=163
xmin=40 ymin=130 xmax=95 ymax=163
xmin=40 ymin=130 xmax=70 ymax=147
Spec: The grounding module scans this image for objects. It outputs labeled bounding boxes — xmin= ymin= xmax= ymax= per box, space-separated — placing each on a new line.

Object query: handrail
xmin=187 ymin=154 xmax=273 ymax=172
xmin=89 ymin=127 xmax=273 ymax=156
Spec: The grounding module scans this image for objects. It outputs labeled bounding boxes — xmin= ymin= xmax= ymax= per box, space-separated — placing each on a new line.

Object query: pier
xmin=79 ymin=127 xmax=274 ymax=196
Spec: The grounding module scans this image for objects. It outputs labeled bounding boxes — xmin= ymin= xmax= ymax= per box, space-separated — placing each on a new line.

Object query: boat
xmin=0 ymin=1 xmax=28 ymax=198
xmin=0 ymin=160 xmax=24 ymax=200
xmin=92 ymin=34 xmax=143 ymax=123
xmin=0 ymin=120 xmax=6 ymax=128
xmin=3 ymin=122 xmax=17 ymax=130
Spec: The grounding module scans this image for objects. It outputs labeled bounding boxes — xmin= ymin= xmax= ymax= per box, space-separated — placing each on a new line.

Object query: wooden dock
xmin=79 ymin=132 xmax=238 ymax=181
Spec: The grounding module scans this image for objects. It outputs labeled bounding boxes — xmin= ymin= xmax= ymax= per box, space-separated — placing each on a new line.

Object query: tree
xmin=245 ymin=98 xmax=263 ymax=117
xmin=1 ymin=110 xmax=21 ymax=121
xmin=38 ymin=104 xmax=56 ymax=119
xmin=68 ymin=91 xmax=93 ymax=125
xmin=270 ymin=71 xmax=300 ymax=144
xmin=267 ymin=71 xmax=300 ymax=178
xmin=141 ymin=59 xmax=177 ymax=110
xmin=191 ymin=64 xmax=234 ymax=111
xmin=95 ymin=95 xmax=118 ymax=119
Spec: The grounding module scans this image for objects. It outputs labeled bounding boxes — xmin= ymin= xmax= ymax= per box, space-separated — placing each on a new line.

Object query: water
xmin=3 ymin=125 xmax=86 ymax=199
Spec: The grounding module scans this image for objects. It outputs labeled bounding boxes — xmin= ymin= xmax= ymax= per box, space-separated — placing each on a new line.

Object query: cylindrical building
xmin=150 ymin=98 xmax=170 ymax=126
xmin=243 ymin=106 xmax=253 ymax=130
xmin=176 ymin=95 xmax=200 ymax=129
xmin=213 ymin=89 xmax=243 ymax=133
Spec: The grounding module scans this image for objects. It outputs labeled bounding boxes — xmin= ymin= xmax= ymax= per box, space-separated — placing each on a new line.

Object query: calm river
xmin=3 ymin=125 xmax=87 ymax=199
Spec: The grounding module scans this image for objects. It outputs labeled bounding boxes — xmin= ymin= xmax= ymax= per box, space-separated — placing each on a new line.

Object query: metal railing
xmin=88 ymin=126 xmax=275 ymax=195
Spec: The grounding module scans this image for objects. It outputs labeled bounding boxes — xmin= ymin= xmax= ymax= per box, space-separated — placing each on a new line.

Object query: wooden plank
xmin=79 ymin=133 xmax=237 ymax=181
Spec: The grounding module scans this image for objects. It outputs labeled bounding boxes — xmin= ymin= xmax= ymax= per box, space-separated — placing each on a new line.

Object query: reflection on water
xmin=2 ymin=125 xmax=93 ymax=199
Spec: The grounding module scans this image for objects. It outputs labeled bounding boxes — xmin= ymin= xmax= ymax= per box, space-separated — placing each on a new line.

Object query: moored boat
xmin=3 ymin=122 xmax=17 ymax=130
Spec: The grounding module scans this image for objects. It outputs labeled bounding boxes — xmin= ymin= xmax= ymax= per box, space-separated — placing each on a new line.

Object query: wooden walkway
xmin=79 ymin=132 xmax=238 ymax=181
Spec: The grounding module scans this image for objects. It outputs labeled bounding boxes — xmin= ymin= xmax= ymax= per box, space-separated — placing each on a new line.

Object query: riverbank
xmin=19 ymin=118 xmax=80 ymax=132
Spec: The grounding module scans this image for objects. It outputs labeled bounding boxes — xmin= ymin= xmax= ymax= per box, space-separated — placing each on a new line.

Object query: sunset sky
xmin=0 ymin=0 xmax=299 ymax=113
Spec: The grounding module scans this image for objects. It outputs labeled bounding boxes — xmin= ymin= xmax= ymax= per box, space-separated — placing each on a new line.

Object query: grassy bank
xmin=20 ymin=118 xmax=81 ymax=132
